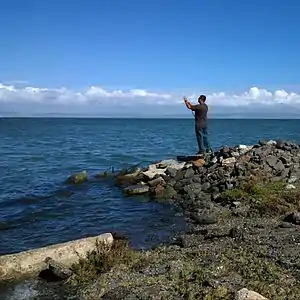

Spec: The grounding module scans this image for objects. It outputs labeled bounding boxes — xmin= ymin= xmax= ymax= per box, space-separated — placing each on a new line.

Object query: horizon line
xmin=1 ymin=116 xmax=300 ymax=120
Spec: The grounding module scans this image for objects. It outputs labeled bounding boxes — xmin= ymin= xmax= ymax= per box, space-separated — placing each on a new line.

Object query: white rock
xmin=158 ymin=159 xmax=185 ymax=170
xmin=238 ymin=145 xmax=253 ymax=154
xmin=142 ymin=168 xmax=166 ymax=180
xmin=267 ymin=140 xmax=276 ymax=145
xmin=288 ymin=176 xmax=298 ymax=183
xmin=142 ymin=159 xmax=185 ymax=180
xmin=238 ymin=144 xmax=249 ymax=150
xmin=236 ymin=288 xmax=269 ymax=300
xmin=211 ymin=157 xmax=218 ymax=164
xmin=222 ymin=157 xmax=236 ymax=166
xmin=231 ymin=151 xmax=241 ymax=157
xmin=286 ymin=184 xmax=296 ymax=190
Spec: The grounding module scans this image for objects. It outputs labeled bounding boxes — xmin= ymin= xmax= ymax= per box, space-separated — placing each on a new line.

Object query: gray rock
xmin=201 ymin=182 xmax=211 ymax=191
xmin=183 ymin=183 xmax=202 ymax=194
xmin=39 ymin=257 xmax=73 ymax=281
xmin=225 ymin=182 xmax=234 ymax=190
xmin=266 ymin=156 xmax=285 ymax=172
xmin=190 ymin=213 xmax=217 ymax=225
xmin=211 ymin=192 xmax=221 ymax=201
xmin=166 ymin=167 xmax=178 ymax=178
xmin=148 ymin=177 xmax=165 ymax=187
xmin=184 ymin=167 xmax=195 ymax=178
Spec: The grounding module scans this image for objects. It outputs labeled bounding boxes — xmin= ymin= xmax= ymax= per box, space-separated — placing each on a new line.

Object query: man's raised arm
xmin=183 ymin=97 xmax=196 ymax=110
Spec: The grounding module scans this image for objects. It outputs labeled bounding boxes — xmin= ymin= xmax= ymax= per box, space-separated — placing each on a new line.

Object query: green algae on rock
xmin=66 ymin=171 xmax=88 ymax=184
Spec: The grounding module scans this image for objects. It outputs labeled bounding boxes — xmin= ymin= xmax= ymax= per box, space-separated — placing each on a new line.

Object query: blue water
xmin=1 ymin=118 xmax=300 ymax=255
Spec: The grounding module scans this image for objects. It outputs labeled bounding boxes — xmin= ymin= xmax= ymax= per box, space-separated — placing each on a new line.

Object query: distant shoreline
xmin=1 ymin=116 xmax=300 ymax=120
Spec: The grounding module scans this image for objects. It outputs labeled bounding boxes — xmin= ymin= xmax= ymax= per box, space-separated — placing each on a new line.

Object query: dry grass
xmin=71 ymin=239 xmax=140 ymax=285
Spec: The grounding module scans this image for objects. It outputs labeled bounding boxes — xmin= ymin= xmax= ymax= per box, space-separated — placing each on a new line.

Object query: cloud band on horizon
xmin=1 ymin=83 xmax=300 ymax=117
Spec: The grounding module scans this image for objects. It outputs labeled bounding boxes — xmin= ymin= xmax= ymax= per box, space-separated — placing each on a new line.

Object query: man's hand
xmin=183 ymin=96 xmax=192 ymax=109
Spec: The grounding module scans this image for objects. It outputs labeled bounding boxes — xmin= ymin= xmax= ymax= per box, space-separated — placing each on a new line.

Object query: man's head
xmin=198 ymin=95 xmax=206 ymax=104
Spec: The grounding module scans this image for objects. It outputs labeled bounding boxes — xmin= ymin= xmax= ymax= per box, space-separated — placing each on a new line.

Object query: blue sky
xmin=1 ymin=0 xmax=300 ymax=117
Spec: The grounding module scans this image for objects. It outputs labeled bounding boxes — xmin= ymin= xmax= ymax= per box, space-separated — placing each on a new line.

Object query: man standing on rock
xmin=184 ymin=95 xmax=212 ymax=155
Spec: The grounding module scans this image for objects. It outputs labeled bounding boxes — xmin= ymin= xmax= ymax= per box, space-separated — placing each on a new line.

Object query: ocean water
xmin=1 ymin=118 xmax=300 ymax=256
xmin=0 ymin=118 xmax=300 ymax=254
xmin=1 ymin=118 xmax=300 ymax=299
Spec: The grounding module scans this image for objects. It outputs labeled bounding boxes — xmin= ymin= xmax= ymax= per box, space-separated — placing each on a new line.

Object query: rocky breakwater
xmin=115 ymin=139 xmax=300 ymax=222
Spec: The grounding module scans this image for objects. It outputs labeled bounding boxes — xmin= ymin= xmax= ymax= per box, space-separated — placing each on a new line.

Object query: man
xmin=184 ymin=95 xmax=212 ymax=155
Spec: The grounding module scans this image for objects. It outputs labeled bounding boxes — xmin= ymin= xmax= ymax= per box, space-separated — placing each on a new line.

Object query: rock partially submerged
xmin=66 ymin=171 xmax=88 ymax=184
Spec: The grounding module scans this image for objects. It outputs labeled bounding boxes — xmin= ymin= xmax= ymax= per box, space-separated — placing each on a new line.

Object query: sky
xmin=1 ymin=0 xmax=300 ymax=118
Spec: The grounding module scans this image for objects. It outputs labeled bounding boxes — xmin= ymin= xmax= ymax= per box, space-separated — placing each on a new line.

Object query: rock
xmin=239 ymin=144 xmax=253 ymax=153
xmin=201 ymin=182 xmax=211 ymax=191
xmin=285 ymin=184 xmax=296 ymax=190
xmin=235 ymin=288 xmax=269 ymax=300
xmin=267 ymin=140 xmax=276 ymax=146
xmin=0 ymin=233 xmax=113 ymax=281
xmin=231 ymin=151 xmax=240 ymax=157
xmin=211 ymin=192 xmax=221 ymax=201
xmin=142 ymin=165 xmax=166 ymax=180
xmin=158 ymin=159 xmax=185 ymax=170
xmin=143 ymin=160 xmax=185 ymax=180
xmin=222 ymin=157 xmax=236 ymax=167
xmin=124 ymin=184 xmax=149 ymax=195
xmin=225 ymin=182 xmax=234 ymax=190
xmin=115 ymin=169 xmax=143 ymax=186
xmin=39 ymin=257 xmax=73 ymax=282
xmin=288 ymin=175 xmax=298 ymax=183
xmin=66 ymin=171 xmax=88 ymax=184
xmin=258 ymin=140 xmax=268 ymax=146
xmin=211 ymin=156 xmax=218 ymax=164
xmin=232 ymin=201 xmax=241 ymax=208
xmin=148 ymin=177 xmax=165 ymax=187
xmin=163 ymin=186 xmax=178 ymax=198
xmin=266 ymin=156 xmax=285 ymax=172
xmin=166 ymin=167 xmax=178 ymax=178
xmin=190 ymin=213 xmax=217 ymax=225
xmin=184 ymin=167 xmax=195 ymax=178
xmin=192 ymin=158 xmax=206 ymax=168
xmin=183 ymin=183 xmax=202 ymax=195
xmin=284 ymin=211 xmax=300 ymax=225
xmin=152 ymin=185 xmax=178 ymax=199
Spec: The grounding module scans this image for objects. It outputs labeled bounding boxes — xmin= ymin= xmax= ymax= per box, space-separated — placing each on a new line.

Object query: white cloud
xmin=1 ymin=82 xmax=300 ymax=117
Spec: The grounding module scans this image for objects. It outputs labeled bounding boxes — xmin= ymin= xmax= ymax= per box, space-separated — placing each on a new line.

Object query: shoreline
xmin=76 ymin=139 xmax=300 ymax=299
xmin=2 ymin=139 xmax=300 ymax=299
